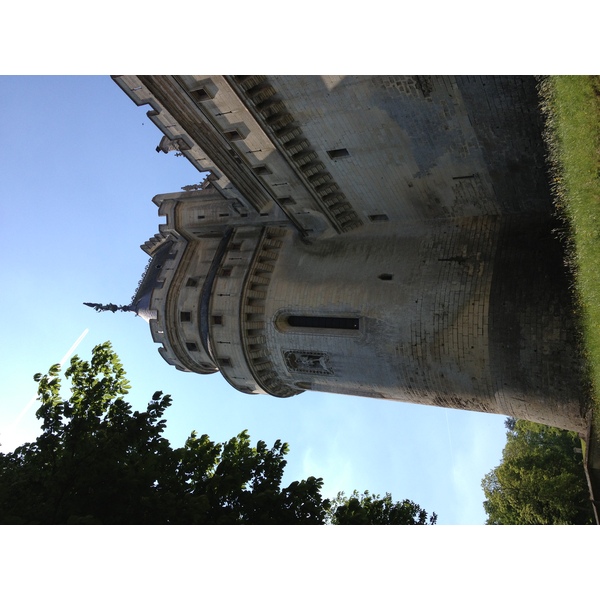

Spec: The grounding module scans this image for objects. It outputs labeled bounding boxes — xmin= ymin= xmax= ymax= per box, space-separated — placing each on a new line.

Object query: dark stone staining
xmin=488 ymin=215 xmax=589 ymax=419
xmin=454 ymin=76 xmax=552 ymax=214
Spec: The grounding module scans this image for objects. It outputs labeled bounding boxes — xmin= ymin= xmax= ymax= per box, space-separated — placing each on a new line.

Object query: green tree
xmin=0 ymin=342 xmax=329 ymax=524
xmin=327 ymin=490 xmax=437 ymax=525
xmin=481 ymin=419 xmax=593 ymax=524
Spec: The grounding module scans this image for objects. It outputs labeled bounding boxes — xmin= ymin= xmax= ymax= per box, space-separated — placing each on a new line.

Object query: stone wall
xmin=115 ymin=75 xmax=591 ymax=434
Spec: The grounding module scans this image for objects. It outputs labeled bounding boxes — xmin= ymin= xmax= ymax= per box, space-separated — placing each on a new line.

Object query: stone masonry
xmin=113 ymin=75 xmax=591 ymax=434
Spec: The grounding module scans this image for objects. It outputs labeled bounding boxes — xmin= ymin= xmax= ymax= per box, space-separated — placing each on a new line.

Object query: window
xmin=212 ymin=316 xmax=223 ymax=325
xmin=180 ymin=311 xmax=191 ymax=322
xmin=326 ymin=148 xmax=350 ymax=159
xmin=220 ymin=357 xmax=232 ymax=367
xmin=220 ymin=267 xmax=232 ymax=277
xmin=378 ymin=273 xmax=393 ymax=281
xmin=186 ymin=342 xmax=198 ymax=351
xmin=224 ymin=129 xmax=244 ymax=141
xmin=287 ymin=316 xmax=359 ymax=330
xmin=190 ymin=87 xmax=213 ymax=102
xmin=253 ymin=165 xmax=271 ymax=176
xmin=186 ymin=278 xmax=198 ymax=287
xmin=368 ymin=214 xmax=389 ymax=222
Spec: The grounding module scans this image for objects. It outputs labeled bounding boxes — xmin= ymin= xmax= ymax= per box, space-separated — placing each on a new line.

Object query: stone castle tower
xmin=113 ymin=75 xmax=590 ymax=434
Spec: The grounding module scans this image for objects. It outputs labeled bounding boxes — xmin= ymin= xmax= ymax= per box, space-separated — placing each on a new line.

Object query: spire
xmin=84 ymin=302 xmax=136 ymax=313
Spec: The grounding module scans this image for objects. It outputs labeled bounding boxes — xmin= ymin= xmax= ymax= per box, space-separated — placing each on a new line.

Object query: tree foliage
xmin=0 ymin=342 xmax=329 ymax=524
xmin=481 ymin=419 xmax=593 ymax=524
xmin=327 ymin=490 xmax=437 ymax=525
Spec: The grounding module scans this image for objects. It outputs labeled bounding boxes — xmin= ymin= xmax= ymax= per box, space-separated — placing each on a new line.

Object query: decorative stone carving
xmin=283 ymin=350 xmax=333 ymax=375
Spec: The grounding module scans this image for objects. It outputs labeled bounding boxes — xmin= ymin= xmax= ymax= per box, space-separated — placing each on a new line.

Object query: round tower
xmin=217 ymin=216 xmax=589 ymax=434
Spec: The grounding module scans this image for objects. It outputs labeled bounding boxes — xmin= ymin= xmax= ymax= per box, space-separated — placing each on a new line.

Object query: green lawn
xmin=540 ymin=75 xmax=600 ymax=427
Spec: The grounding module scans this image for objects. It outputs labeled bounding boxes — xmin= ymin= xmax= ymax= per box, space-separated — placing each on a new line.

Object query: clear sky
xmin=0 ymin=75 xmax=512 ymax=525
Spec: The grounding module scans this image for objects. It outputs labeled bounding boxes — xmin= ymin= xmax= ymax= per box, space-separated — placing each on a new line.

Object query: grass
xmin=540 ymin=76 xmax=600 ymax=428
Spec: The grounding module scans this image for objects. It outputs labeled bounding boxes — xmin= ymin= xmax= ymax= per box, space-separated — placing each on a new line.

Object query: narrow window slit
xmin=327 ymin=148 xmax=350 ymax=159
xmin=287 ymin=316 xmax=359 ymax=330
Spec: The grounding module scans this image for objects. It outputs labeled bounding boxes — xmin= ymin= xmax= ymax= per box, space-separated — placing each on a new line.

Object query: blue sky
xmin=0 ymin=75 xmax=511 ymax=524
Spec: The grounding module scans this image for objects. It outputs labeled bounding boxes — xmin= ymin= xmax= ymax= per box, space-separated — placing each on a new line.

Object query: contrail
xmin=57 ymin=328 xmax=90 ymax=369
xmin=10 ymin=328 xmax=90 ymax=431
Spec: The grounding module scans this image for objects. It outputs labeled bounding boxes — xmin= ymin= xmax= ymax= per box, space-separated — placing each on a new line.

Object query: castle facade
xmin=113 ymin=75 xmax=590 ymax=434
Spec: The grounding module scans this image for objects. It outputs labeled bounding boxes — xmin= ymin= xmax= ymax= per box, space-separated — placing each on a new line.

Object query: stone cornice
xmin=239 ymin=226 xmax=299 ymax=398
xmin=226 ymin=75 xmax=363 ymax=233
xmin=138 ymin=76 xmax=276 ymax=214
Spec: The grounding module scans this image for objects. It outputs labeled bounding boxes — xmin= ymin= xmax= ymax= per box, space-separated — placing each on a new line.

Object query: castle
xmin=112 ymin=75 xmax=590 ymax=434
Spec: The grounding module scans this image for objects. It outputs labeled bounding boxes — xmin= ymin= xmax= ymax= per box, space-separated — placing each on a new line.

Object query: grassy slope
xmin=540 ymin=75 xmax=600 ymax=426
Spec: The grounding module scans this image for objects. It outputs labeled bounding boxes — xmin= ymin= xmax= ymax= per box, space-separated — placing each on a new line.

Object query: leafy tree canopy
xmin=481 ymin=418 xmax=593 ymax=524
xmin=1 ymin=342 xmax=437 ymax=525
xmin=0 ymin=342 xmax=329 ymax=524
xmin=327 ymin=490 xmax=437 ymax=525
